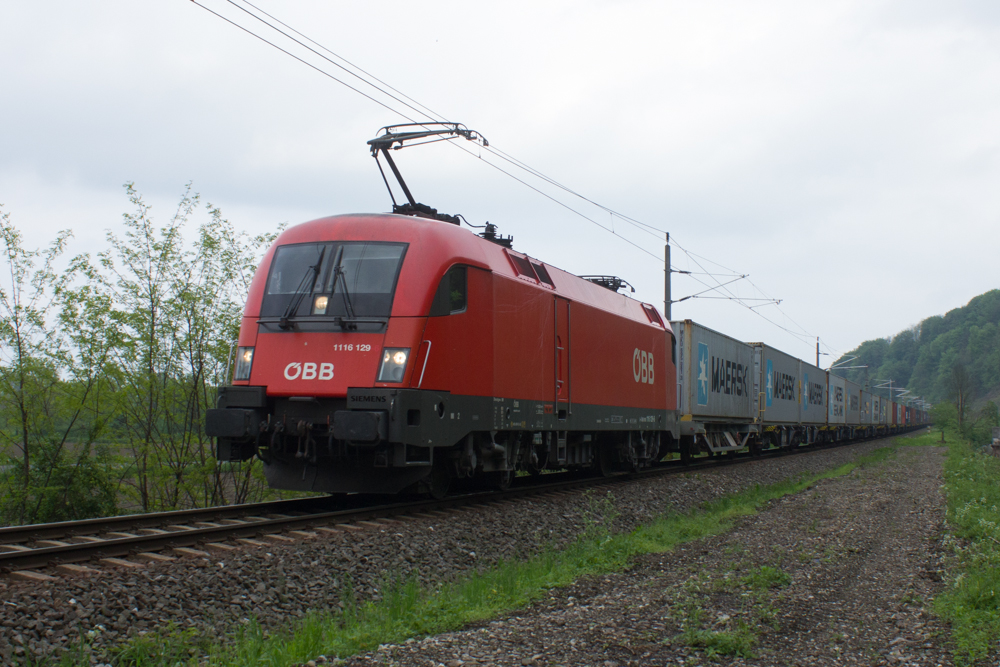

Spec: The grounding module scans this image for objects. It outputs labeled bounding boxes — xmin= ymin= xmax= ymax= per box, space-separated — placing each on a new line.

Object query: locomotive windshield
xmin=261 ymin=241 xmax=407 ymax=321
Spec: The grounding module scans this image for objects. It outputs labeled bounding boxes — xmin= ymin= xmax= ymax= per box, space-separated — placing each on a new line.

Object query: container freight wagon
xmin=844 ymin=378 xmax=862 ymax=429
xmin=799 ymin=361 xmax=827 ymax=434
xmin=751 ymin=343 xmax=809 ymax=447
xmin=672 ymin=320 xmax=756 ymax=454
xmin=828 ymin=374 xmax=846 ymax=425
xmin=860 ymin=390 xmax=873 ymax=427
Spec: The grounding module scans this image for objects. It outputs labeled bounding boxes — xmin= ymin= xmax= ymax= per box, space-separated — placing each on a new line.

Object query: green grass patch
xmin=46 ymin=443 xmax=902 ymax=667
xmin=678 ymin=623 xmax=758 ymax=659
xmin=928 ymin=430 xmax=1000 ymax=665
xmin=742 ymin=565 xmax=792 ymax=591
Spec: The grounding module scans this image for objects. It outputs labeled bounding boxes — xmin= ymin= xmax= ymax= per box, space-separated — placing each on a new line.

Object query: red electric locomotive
xmin=207 ymin=212 xmax=677 ymax=495
xmin=206 ymin=124 xmax=679 ymax=496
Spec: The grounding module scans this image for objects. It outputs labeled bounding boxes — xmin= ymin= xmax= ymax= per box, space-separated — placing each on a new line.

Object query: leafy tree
xmin=0 ymin=207 xmax=117 ymax=524
xmin=0 ymin=184 xmax=281 ymax=525
xmin=832 ymin=290 xmax=1000 ymax=408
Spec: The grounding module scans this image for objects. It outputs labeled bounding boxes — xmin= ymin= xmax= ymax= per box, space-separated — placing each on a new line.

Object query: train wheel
xmin=486 ymin=469 xmax=514 ymax=491
xmin=680 ymin=437 xmax=692 ymax=466
xmin=594 ymin=441 xmax=615 ymax=477
xmin=427 ymin=463 xmax=451 ymax=500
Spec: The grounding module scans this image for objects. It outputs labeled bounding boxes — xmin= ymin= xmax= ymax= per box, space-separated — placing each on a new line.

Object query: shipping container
xmin=860 ymin=390 xmax=873 ymax=424
xmin=800 ymin=361 xmax=828 ymax=425
xmin=749 ymin=343 xmax=801 ymax=424
xmin=845 ymin=378 xmax=861 ymax=425
xmin=828 ymin=374 xmax=847 ymax=425
xmin=672 ymin=320 xmax=755 ymax=421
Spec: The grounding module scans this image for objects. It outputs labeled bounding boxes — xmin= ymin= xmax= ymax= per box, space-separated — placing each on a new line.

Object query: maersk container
xmin=748 ymin=343 xmax=801 ymax=424
xmin=845 ymin=378 xmax=861 ymax=425
xmin=671 ymin=320 xmax=755 ymax=421
xmin=800 ymin=361 xmax=828 ymax=425
xmin=828 ymin=374 xmax=847 ymax=425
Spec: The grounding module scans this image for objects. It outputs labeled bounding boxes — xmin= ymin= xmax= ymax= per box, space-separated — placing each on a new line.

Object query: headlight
xmin=377 ymin=347 xmax=409 ymax=383
xmin=234 ymin=346 xmax=254 ymax=381
xmin=313 ymin=295 xmax=329 ymax=315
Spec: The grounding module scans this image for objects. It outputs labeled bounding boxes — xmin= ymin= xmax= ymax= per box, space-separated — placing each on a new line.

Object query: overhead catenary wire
xmin=189 ymin=0 xmax=833 ymax=356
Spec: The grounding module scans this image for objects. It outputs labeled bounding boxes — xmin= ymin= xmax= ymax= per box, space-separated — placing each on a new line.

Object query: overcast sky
xmin=2 ymin=0 xmax=999 ymax=366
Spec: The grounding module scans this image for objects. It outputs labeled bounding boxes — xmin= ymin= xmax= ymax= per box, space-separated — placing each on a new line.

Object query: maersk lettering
xmin=808 ymin=381 xmax=824 ymax=407
xmin=710 ymin=356 xmax=748 ymax=397
xmin=771 ymin=372 xmax=796 ymax=401
xmin=831 ymin=386 xmax=845 ymax=418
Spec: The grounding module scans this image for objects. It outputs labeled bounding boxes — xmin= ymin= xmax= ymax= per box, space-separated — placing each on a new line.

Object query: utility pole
xmin=664 ymin=232 xmax=671 ymax=321
xmin=816 ymin=337 xmax=820 ymax=367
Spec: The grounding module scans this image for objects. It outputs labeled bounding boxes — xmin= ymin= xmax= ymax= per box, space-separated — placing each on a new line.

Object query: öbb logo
xmin=632 ymin=348 xmax=654 ymax=384
xmin=284 ymin=362 xmax=334 ymax=381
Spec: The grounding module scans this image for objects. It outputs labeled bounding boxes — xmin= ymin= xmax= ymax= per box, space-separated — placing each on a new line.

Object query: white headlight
xmin=234 ymin=346 xmax=254 ymax=381
xmin=377 ymin=347 xmax=410 ymax=383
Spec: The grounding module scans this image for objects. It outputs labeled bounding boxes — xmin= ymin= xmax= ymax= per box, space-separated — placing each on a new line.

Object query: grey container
xmin=844 ymin=378 xmax=861 ymax=425
xmin=873 ymin=395 xmax=885 ymax=424
xmin=672 ymin=320 xmax=755 ymax=421
xmin=860 ymin=390 xmax=873 ymax=424
xmin=800 ymin=361 xmax=828 ymax=425
xmin=749 ymin=343 xmax=801 ymax=424
xmin=828 ymin=374 xmax=847 ymax=425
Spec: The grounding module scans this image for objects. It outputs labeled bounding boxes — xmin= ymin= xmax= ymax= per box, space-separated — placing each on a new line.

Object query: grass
xmin=922 ymin=429 xmax=1000 ymax=665
xmin=36 ymin=443 xmax=904 ymax=667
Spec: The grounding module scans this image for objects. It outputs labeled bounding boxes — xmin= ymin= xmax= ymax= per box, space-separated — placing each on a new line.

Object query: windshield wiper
xmin=330 ymin=245 xmax=356 ymax=322
xmin=278 ymin=247 xmax=326 ymax=330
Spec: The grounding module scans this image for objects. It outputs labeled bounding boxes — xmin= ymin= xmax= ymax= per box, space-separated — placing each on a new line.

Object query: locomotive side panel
xmin=492 ymin=274 xmax=556 ymax=403
xmin=571 ymin=301 xmax=670 ymax=412
xmin=413 ymin=266 xmax=494 ymax=396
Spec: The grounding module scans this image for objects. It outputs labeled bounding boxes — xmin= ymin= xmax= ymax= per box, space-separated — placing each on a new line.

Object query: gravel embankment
xmin=0 ymin=437 xmax=921 ymax=664
xmin=340 ymin=443 xmax=951 ymax=667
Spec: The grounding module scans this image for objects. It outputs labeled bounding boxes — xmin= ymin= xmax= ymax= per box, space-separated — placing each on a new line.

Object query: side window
xmin=430 ymin=266 xmax=467 ymax=316
xmin=671 ymin=334 xmax=677 ymax=364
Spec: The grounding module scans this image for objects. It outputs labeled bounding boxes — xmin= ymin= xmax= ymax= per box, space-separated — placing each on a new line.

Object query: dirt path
xmin=342 ymin=445 xmax=951 ymax=667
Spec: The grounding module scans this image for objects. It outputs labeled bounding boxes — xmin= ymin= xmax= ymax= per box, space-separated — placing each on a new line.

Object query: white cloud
xmin=1 ymin=0 xmax=999 ymax=364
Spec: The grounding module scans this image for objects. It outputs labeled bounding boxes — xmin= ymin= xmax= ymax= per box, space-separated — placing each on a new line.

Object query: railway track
xmin=0 ymin=431 xmax=920 ymax=579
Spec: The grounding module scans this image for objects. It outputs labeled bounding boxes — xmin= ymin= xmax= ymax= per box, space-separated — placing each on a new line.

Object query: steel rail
xmin=0 ymin=428 xmax=924 ymax=574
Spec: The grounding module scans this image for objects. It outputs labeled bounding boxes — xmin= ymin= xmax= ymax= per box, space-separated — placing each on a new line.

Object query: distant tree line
xmin=0 ymin=184 xmax=282 ymax=526
xmin=831 ymin=290 xmax=1000 ymax=443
